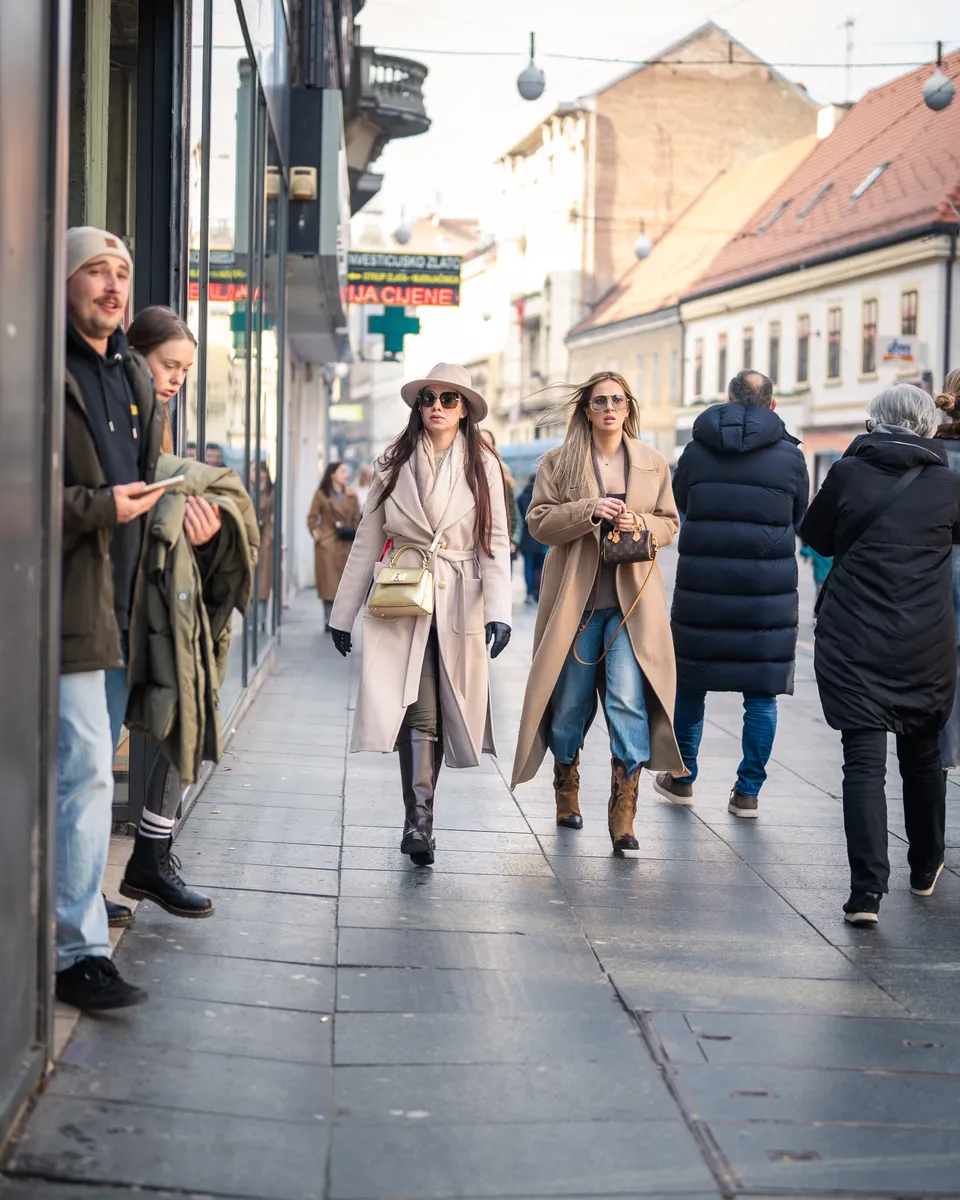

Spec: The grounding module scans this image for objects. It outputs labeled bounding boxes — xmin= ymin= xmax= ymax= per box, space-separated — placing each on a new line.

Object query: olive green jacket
xmin=125 ymin=455 xmax=260 ymax=784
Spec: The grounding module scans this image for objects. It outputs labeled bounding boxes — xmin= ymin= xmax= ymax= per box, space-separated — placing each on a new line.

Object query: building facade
xmin=678 ymin=51 xmax=960 ymax=481
xmin=0 ymin=0 xmax=427 ymax=1144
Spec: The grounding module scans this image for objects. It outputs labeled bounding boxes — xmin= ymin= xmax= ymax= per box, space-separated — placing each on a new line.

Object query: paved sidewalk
xmin=4 ymin=552 xmax=960 ymax=1199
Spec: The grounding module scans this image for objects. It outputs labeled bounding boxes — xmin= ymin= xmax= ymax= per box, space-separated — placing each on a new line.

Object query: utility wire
xmin=375 ymin=45 xmax=956 ymax=70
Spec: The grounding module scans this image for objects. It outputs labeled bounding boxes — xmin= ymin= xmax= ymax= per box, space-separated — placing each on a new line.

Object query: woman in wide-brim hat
xmin=329 ymin=364 xmax=513 ymax=865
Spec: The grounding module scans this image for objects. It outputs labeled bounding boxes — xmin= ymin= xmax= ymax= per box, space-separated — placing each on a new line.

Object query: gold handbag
xmin=367 ymin=544 xmax=436 ymax=619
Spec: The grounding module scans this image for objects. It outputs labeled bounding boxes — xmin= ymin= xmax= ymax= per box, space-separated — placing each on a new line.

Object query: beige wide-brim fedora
xmin=400 ymin=362 xmax=488 ymax=423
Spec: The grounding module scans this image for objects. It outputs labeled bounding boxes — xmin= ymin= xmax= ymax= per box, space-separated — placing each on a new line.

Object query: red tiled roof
xmin=687 ymin=51 xmax=960 ymax=298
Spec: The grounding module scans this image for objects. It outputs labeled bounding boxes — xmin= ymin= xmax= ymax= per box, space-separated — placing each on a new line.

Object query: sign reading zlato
xmin=347 ymin=252 xmax=462 ymax=307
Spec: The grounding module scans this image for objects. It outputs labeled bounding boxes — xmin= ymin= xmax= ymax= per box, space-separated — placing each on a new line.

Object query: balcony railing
xmin=352 ymin=47 xmax=430 ymax=140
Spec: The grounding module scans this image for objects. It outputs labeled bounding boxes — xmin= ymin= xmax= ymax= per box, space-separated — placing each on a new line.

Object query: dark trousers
xmin=401 ymin=626 xmax=440 ymax=738
xmin=523 ymin=549 xmax=545 ymax=601
xmin=840 ymin=728 xmax=946 ymax=894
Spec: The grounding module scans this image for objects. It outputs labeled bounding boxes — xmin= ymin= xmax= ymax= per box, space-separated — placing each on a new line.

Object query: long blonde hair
xmin=541 ymin=371 xmax=641 ymax=497
xmin=936 ymin=368 xmax=960 ymax=421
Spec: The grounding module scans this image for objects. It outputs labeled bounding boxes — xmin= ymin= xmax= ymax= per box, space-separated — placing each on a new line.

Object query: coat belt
xmin=436 ymin=548 xmax=478 ymax=696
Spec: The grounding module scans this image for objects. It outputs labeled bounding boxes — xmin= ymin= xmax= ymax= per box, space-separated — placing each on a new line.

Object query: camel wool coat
xmin=308 ymin=487 xmax=362 ymax=601
xmin=330 ymin=449 xmax=512 ymax=767
xmin=511 ymin=437 xmax=685 ymax=788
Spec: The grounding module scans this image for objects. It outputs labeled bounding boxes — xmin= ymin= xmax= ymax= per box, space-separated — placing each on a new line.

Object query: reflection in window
xmin=827 ymin=307 xmax=842 ymax=379
xmin=901 ymin=290 xmax=918 ymax=336
xmin=742 ymin=327 xmax=753 ymax=370
xmin=694 ymin=339 xmax=704 ymax=398
xmin=768 ymin=321 xmax=781 ymax=386
xmin=207 ymin=0 xmax=255 ymax=714
xmin=862 ymin=298 xmax=878 ymax=375
xmin=797 ymin=314 xmax=810 ymax=384
xmin=717 ymin=333 xmax=727 ymax=395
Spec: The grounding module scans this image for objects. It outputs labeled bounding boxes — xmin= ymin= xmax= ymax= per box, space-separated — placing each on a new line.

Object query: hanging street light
xmin=923 ymin=42 xmax=955 ymax=112
xmin=633 ymin=220 xmax=653 ymax=261
xmin=517 ymin=32 xmax=545 ymax=102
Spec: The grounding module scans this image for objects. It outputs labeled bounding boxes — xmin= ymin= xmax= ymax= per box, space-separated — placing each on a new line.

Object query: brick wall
xmin=589 ymin=25 xmax=819 ymax=301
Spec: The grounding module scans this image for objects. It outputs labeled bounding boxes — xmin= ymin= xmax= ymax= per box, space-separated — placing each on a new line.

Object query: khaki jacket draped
xmin=308 ymin=487 xmax=362 ymax=600
xmin=330 ymin=450 xmax=512 ymax=767
xmin=511 ymin=438 xmax=685 ymax=788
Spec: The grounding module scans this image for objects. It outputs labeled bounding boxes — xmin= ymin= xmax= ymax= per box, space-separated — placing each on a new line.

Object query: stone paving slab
xmin=8 ymin=569 xmax=960 ymax=1199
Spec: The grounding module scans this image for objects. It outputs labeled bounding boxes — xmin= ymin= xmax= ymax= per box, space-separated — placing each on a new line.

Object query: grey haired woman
xmin=800 ymin=384 xmax=960 ymax=928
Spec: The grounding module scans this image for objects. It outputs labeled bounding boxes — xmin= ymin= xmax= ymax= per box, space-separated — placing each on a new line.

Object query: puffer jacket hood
xmin=845 ymin=429 xmax=947 ymax=471
xmin=692 ymin=402 xmax=792 ymax=455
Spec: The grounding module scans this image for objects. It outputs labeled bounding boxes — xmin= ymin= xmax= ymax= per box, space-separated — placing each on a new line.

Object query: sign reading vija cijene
xmin=346 ymin=252 xmax=462 ymax=307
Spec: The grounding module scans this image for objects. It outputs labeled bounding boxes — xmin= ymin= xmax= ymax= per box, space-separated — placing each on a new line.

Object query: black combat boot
xmin=120 ymin=834 xmax=214 ymax=917
xmin=103 ymin=893 xmax=135 ymax=927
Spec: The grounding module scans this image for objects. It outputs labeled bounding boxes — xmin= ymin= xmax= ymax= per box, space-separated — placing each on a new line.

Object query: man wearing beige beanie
xmin=55 ymin=227 xmax=164 ymax=1011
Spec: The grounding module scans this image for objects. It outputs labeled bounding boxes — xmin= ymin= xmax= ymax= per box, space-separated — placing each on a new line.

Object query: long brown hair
xmin=375 ymin=401 xmax=494 ymax=557
xmin=541 ymin=371 xmax=641 ymax=496
xmin=320 ymin=461 xmax=346 ymax=497
xmin=127 ymin=306 xmax=197 ymax=454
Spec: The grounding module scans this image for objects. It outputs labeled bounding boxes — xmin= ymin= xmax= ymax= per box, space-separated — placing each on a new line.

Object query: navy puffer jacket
xmin=671 ymin=403 xmax=809 ymax=695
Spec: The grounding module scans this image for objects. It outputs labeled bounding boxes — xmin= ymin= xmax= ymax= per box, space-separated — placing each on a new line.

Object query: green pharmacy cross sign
xmin=367 ymin=306 xmax=421 ymax=360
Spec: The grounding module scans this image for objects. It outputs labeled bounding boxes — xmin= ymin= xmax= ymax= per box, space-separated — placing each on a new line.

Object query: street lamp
xmin=633 ymin=220 xmax=653 ymax=261
xmin=517 ymin=32 xmax=545 ymax=102
xmin=923 ymin=42 xmax=955 ymax=111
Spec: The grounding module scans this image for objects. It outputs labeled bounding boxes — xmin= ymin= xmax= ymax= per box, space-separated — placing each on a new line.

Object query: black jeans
xmin=840 ymin=728 xmax=946 ymax=893
xmin=400 ymin=626 xmax=440 ymax=739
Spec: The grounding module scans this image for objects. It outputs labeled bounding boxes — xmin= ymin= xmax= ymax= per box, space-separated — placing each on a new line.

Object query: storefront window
xmin=255 ymin=133 xmax=283 ymax=649
xmin=208 ymin=0 xmax=256 ymax=712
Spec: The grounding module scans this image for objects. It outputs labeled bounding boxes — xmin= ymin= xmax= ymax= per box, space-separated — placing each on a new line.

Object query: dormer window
xmin=797 ymin=183 xmax=833 ymax=220
xmin=757 ymin=199 xmax=791 ymax=233
xmin=850 ymin=163 xmax=890 ymax=202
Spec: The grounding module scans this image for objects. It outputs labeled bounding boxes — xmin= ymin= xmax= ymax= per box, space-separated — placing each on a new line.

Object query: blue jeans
xmin=56 ymin=664 xmax=130 ymax=970
xmin=673 ymin=688 xmax=778 ymax=796
xmin=549 ymin=608 xmax=650 ymax=774
xmin=523 ymin=548 xmax=546 ymax=600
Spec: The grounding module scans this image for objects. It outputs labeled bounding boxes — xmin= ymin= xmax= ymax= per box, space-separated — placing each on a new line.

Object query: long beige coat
xmin=330 ymin=450 xmax=512 ymax=768
xmin=308 ymin=487 xmax=362 ymax=600
xmin=511 ymin=437 xmax=685 ymax=788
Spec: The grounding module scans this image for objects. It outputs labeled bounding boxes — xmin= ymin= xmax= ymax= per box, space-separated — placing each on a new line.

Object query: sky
xmin=356 ymin=0 xmax=958 ymax=231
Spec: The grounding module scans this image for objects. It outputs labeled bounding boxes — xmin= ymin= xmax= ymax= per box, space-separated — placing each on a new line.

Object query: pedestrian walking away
xmin=511 ymin=371 xmax=685 ymax=851
xmin=800 ymin=384 xmax=960 ymax=927
xmin=517 ymin=474 xmax=547 ymax=603
xmin=308 ymin=462 xmax=362 ymax=629
xmin=933 ymin=368 xmax=960 ymax=775
xmin=329 ymin=363 xmax=512 ymax=866
xmin=480 ymin=428 xmax=522 ymax=569
xmin=654 ymin=370 xmax=809 ymax=819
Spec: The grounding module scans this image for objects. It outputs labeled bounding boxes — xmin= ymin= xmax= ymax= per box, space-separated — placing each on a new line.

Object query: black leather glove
xmin=330 ymin=628 xmax=352 ymax=657
xmin=485 ymin=622 xmax=511 ymax=660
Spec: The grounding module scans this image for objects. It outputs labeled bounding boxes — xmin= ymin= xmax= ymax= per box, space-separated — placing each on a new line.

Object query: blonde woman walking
xmin=511 ymin=371 xmax=685 ymax=849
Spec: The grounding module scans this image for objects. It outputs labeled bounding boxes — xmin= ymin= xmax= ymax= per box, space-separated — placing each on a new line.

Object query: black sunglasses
xmin=419 ymin=389 xmax=461 ymax=409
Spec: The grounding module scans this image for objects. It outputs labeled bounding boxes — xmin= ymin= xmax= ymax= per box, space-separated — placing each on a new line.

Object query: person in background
xmin=934 ymin=368 xmax=960 ymax=775
xmin=801 ymin=384 xmax=960 ymax=927
xmin=512 ymin=371 xmax=684 ymax=850
xmin=654 ymin=370 xmax=809 ymax=820
xmin=479 ymin=429 xmax=521 ymax=565
xmin=255 ymin=464 xmax=275 ymax=633
xmin=517 ymin=473 xmax=546 ymax=603
xmin=355 ymin=464 xmax=374 ymax=511
xmin=204 ymin=443 xmax=224 ymax=467
xmin=308 ymin=462 xmax=361 ymax=629
xmin=186 ymin=441 xmax=197 ymax=460
xmin=800 ymin=543 xmax=833 ymax=603
xmin=329 ymin=363 xmax=511 ymax=867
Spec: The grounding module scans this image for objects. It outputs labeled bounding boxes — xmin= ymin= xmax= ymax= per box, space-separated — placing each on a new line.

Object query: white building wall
xmin=681 ymin=243 xmax=953 ymax=460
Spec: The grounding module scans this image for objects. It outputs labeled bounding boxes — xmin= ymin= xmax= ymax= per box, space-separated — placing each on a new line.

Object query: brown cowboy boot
xmin=398 ymin=731 xmax=437 ymax=866
xmin=554 ymin=755 xmax=583 ymax=829
xmin=608 ymin=757 xmax=640 ymax=851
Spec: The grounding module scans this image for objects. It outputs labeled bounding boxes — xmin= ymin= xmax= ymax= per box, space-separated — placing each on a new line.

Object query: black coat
xmin=517 ymin=479 xmax=544 ymax=557
xmin=671 ymin=403 xmax=809 ymax=695
xmin=800 ymin=430 xmax=960 ymax=735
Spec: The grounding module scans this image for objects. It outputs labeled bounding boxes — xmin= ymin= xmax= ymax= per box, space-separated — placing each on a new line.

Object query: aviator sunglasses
xmin=419 ymin=389 xmax=462 ymax=409
xmin=588 ymin=393 xmax=627 ymax=412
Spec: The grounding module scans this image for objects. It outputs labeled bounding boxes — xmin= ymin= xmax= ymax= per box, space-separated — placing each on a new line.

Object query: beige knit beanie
xmin=66 ymin=227 xmax=133 ymax=279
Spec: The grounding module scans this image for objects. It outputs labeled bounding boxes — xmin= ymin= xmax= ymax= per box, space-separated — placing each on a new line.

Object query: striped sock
xmin=139 ymin=810 xmax=176 ymax=840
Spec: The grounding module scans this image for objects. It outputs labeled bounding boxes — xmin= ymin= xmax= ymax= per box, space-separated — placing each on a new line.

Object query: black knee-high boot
xmin=398 ymin=730 xmax=437 ymax=866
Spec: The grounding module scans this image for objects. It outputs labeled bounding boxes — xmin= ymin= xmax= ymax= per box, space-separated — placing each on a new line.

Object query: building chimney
xmin=817 ymin=103 xmax=854 ymax=139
